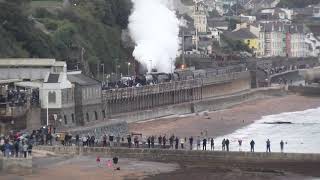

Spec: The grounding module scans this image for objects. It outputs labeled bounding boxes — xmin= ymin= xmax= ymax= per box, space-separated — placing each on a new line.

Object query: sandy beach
xmin=129 ymin=94 xmax=320 ymax=138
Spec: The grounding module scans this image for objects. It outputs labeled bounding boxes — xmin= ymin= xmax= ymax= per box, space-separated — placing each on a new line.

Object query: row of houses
xmin=182 ymin=0 xmax=320 ymax=58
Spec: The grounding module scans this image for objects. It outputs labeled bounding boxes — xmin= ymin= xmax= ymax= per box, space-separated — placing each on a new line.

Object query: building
xmin=193 ymin=1 xmax=208 ymax=33
xmin=257 ymin=8 xmax=293 ymax=22
xmin=259 ymin=22 xmax=307 ymax=57
xmin=0 ymin=58 xmax=104 ymax=131
xmin=67 ymin=72 xmax=104 ymax=126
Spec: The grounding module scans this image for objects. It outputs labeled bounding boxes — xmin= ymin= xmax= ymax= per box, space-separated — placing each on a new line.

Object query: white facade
xmin=40 ymin=72 xmax=73 ymax=109
xmin=305 ymin=33 xmax=320 ymax=57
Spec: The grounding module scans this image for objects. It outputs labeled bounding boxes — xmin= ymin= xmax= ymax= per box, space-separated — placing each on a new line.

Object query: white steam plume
xmin=128 ymin=0 xmax=179 ymax=73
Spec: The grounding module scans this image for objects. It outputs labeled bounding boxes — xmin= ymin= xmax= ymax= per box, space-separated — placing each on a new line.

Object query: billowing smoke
xmin=128 ymin=0 xmax=179 ymax=73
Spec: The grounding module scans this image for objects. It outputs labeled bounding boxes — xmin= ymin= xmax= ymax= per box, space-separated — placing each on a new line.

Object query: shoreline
xmin=129 ymin=94 xmax=320 ymax=138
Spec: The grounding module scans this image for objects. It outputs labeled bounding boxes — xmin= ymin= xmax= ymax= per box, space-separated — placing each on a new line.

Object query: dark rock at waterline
xmin=263 ymin=121 xmax=293 ymax=124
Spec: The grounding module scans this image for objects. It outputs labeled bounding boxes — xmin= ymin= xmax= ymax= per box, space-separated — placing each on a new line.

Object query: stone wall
xmin=68 ymin=120 xmax=128 ymax=137
xmin=0 ymin=157 xmax=32 ymax=174
xmin=34 ymin=146 xmax=320 ymax=163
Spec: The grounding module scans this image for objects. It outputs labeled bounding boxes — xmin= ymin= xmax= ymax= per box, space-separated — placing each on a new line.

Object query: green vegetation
xmin=0 ymin=0 xmax=132 ymax=75
xmin=221 ymin=34 xmax=252 ymax=54
xmin=277 ymin=0 xmax=319 ymax=8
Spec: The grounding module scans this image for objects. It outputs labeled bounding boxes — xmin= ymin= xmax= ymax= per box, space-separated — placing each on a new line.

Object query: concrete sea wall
xmin=35 ymin=146 xmax=320 ymax=164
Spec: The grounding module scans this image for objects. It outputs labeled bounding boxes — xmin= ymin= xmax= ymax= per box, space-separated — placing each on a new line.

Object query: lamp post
xmin=101 ymin=64 xmax=105 ymax=83
xmin=46 ymin=92 xmax=49 ymax=126
xmin=127 ymin=62 xmax=131 ymax=76
xmin=149 ymin=60 xmax=152 ymax=73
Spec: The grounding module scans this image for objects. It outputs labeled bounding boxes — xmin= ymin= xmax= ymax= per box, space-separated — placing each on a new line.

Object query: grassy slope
xmin=0 ymin=0 xmax=131 ymax=74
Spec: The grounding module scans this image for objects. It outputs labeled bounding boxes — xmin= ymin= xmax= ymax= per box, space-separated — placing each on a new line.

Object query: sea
xmin=212 ymin=107 xmax=320 ymax=154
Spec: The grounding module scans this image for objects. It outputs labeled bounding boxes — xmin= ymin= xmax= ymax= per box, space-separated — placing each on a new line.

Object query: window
xmin=64 ymin=115 xmax=67 ymax=125
xmin=71 ymin=114 xmax=75 ymax=123
xmin=102 ymin=110 xmax=106 ymax=119
xmin=94 ymin=111 xmax=98 ymax=120
xmin=48 ymin=91 xmax=56 ymax=103
xmin=86 ymin=113 xmax=90 ymax=122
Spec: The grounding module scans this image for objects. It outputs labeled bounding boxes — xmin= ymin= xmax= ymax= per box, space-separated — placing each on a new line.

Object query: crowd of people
xmin=0 ymin=135 xmax=33 ymax=158
xmin=1 ymin=126 xmax=288 ymax=158
xmin=57 ymin=132 xmax=286 ymax=154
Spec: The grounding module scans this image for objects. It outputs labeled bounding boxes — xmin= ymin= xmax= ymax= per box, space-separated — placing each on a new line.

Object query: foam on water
xmin=210 ymin=107 xmax=320 ymax=153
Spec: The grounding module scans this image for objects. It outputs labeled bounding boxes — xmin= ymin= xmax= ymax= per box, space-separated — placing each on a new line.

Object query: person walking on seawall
xmin=189 ymin=136 xmax=193 ymax=150
xmin=162 ymin=135 xmax=167 ymax=149
xmin=196 ymin=136 xmax=201 ymax=150
xmin=151 ymin=136 xmax=155 ymax=148
xmin=250 ymin=140 xmax=255 ymax=152
xmin=175 ymin=137 xmax=179 ymax=150
xmin=222 ymin=139 xmax=226 ymax=151
xmin=225 ymin=139 xmax=230 ymax=152
xmin=266 ymin=139 xmax=271 ymax=152
xmin=238 ymin=139 xmax=242 ymax=151
xmin=280 ymin=140 xmax=284 ymax=153
xmin=158 ymin=135 xmax=162 ymax=147
xmin=147 ymin=137 xmax=151 ymax=148
xmin=180 ymin=137 xmax=185 ymax=149
xmin=202 ymin=138 xmax=207 ymax=151
xmin=210 ymin=138 xmax=214 ymax=151
xmin=127 ymin=135 xmax=132 ymax=148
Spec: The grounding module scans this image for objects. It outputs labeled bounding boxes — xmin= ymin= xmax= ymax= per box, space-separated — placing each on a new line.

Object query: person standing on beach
xmin=266 ymin=139 xmax=271 ymax=152
xmin=222 ymin=139 xmax=226 ymax=151
xmin=225 ymin=139 xmax=230 ymax=152
xmin=202 ymin=138 xmax=207 ymax=150
xmin=280 ymin=140 xmax=284 ymax=152
xmin=189 ymin=136 xmax=193 ymax=150
xmin=211 ymin=138 xmax=214 ymax=151
xmin=250 ymin=140 xmax=255 ymax=152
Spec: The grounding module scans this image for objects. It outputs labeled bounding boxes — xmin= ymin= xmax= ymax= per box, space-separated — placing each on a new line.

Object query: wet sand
xmin=0 ymin=152 xmax=179 ymax=180
xmin=129 ymin=95 xmax=320 ymax=138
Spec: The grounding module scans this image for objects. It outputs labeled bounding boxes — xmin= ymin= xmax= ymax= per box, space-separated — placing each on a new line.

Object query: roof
xmin=225 ymin=28 xmax=257 ymax=40
xmin=46 ymin=74 xmax=60 ymax=83
xmin=0 ymin=58 xmax=65 ymax=67
xmin=67 ymin=74 xmax=100 ymax=86
xmin=260 ymin=22 xmax=304 ymax=33
xmin=207 ymin=20 xmax=229 ymax=28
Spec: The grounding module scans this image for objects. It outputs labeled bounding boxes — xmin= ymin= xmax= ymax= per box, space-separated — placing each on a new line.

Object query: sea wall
xmin=289 ymin=85 xmax=320 ymax=95
xmin=0 ymin=157 xmax=32 ymax=174
xmin=110 ymin=87 xmax=286 ymax=123
xmin=34 ymin=146 xmax=320 ymax=163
